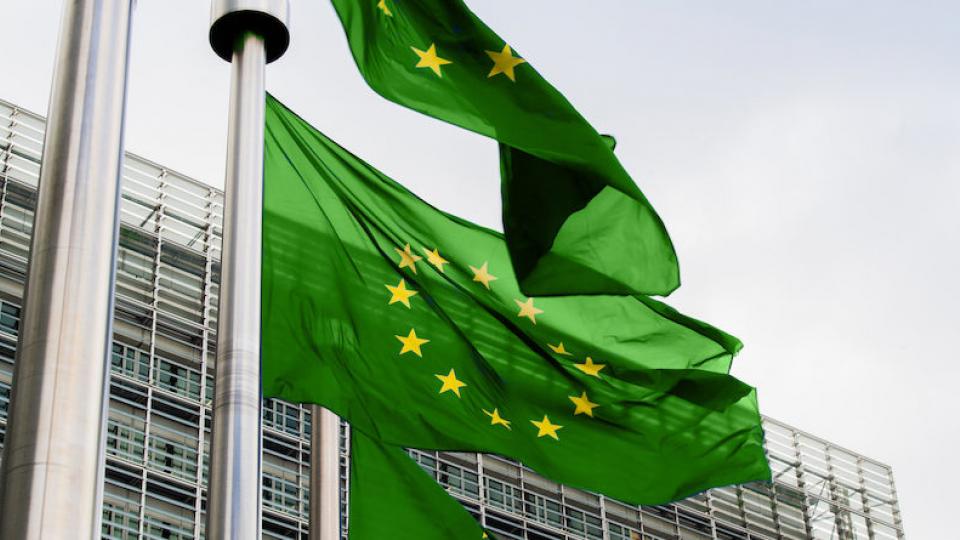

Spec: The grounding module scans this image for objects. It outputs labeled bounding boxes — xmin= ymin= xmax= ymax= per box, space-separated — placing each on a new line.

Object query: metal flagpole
xmin=0 ymin=1 xmax=134 ymax=538
xmin=206 ymin=1 xmax=289 ymax=538
xmin=310 ymin=406 xmax=342 ymax=540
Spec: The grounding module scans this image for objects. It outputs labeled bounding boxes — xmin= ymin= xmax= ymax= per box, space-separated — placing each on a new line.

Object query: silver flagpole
xmin=206 ymin=1 xmax=289 ymax=538
xmin=310 ymin=406 xmax=342 ymax=540
xmin=0 ymin=0 xmax=134 ymax=538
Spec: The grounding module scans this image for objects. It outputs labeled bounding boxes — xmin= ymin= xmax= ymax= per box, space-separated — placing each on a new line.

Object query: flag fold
xmin=329 ymin=0 xmax=679 ymax=296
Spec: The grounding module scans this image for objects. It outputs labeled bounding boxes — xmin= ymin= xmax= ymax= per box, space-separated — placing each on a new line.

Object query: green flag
xmin=329 ymin=0 xmax=678 ymax=297
xmin=262 ymin=95 xmax=770 ymax=505
xmin=350 ymin=429 xmax=489 ymax=539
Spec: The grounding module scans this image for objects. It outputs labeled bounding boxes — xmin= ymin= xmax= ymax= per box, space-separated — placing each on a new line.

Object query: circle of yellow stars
xmin=384 ymin=241 xmax=614 ymax=444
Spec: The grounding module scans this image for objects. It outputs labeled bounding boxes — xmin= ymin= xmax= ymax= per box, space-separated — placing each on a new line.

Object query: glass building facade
xmin=0 ymin=98 xmax=905 ymax=539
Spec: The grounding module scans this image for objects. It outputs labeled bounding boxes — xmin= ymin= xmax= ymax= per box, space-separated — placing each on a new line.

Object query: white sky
xmin=4 ymin=1 xmax=957 ymax=537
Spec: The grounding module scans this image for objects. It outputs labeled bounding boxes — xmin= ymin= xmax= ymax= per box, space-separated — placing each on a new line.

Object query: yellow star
xmin=469 ymin=262 xmax=498 ymax=289
xmin=574 ymin=357 xmax=606 ymax=377
xmin=485 ymin=44 xmax=526 ymax=82
xmin=376 ymin=0 xmax=392 ymax=16
xmin=395 ymin=243 xmax=422 ymax=273
xmin=385 ymin=279 xmax=418 ymax=308
xmin=515 ymin=297 xmax=543 ymax=324
xmin=530 ymin=415 xmax=563 ymax=440
xmin=548 ymin=342 xmax=572 ymax=356
xmin=422 ymin=247 xmax=449 ymax=273
xmin=569 ymin=391 xmax=599 ymax=417
xmin=482 ymin=408 xmax=512 ymax=429
xmin=396 ymin=328 xmax=429 ymax=357
xmin=435 ymin=369 xmax=467 ymax=398
xmin=411 ymin=43 xmax=452 ymax=78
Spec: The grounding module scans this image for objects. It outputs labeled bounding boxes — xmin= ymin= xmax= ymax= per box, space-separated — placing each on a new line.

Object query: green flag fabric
xmin=328 ymin=0 xmax=678 ymax=297
xmin=350 ymin=429 xmax=490 ymax=539
xmin=262 ymin=95 xmax=770 ymax=506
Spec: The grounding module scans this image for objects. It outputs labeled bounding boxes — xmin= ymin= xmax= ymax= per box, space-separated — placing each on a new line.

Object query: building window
xmin=410 ymin=450 xmax=437 ymax=474
xmin=154 ymin=358 xmax=202 ymax=402
xmin=143 ymin=516 xmax=193 ymax=540
xmin=0 ymin=302 xmax=21 ymax=336
xmin=565 ymin=507 xmax=604 ymax=539
xmin=485 ymin=478 xmax=523 ymax=515
xmin=201 ymin=451 xmax=209 ymax=487
xmin=437 ymin=462 xmax=480 ymax=501
xmin=142 ymin=489 xmax=195 ymax=539
xmin=106 ymin=419 xmax=146 ymax=464
xmin=608 ymin=523 xmax=643 ymax=540
xmin=2 ymin=204 xmax=33 ymax=235
xmin=523 ymin=491 xmax=564 ymax=530
xmin=102 ymin=500 xmax=140 ymax=539
xmin=148 ymin=434 xmax=199 ymax=482
xmin=0 ymin=381 xmax=10 ymax=420
xmin=263 ymin=471 xmax=303 ymax=518
xmin=111 ymin=342 xmax=150 ymax=383
xmin=204 ymin=374 xmax=214 ymax=406
xmin=0 ymin=338 xmax=15 ymax=365
xmin=263 ymin=399 xmax=303 ymax=437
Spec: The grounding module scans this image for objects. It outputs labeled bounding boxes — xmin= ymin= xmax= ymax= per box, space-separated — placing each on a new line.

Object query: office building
xmin=0 ymin=98 xmax=905 ymax=539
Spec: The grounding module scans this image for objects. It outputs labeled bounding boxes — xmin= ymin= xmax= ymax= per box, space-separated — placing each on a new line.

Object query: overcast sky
xmin=4 ymin=1 xmax=957 ymax=537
